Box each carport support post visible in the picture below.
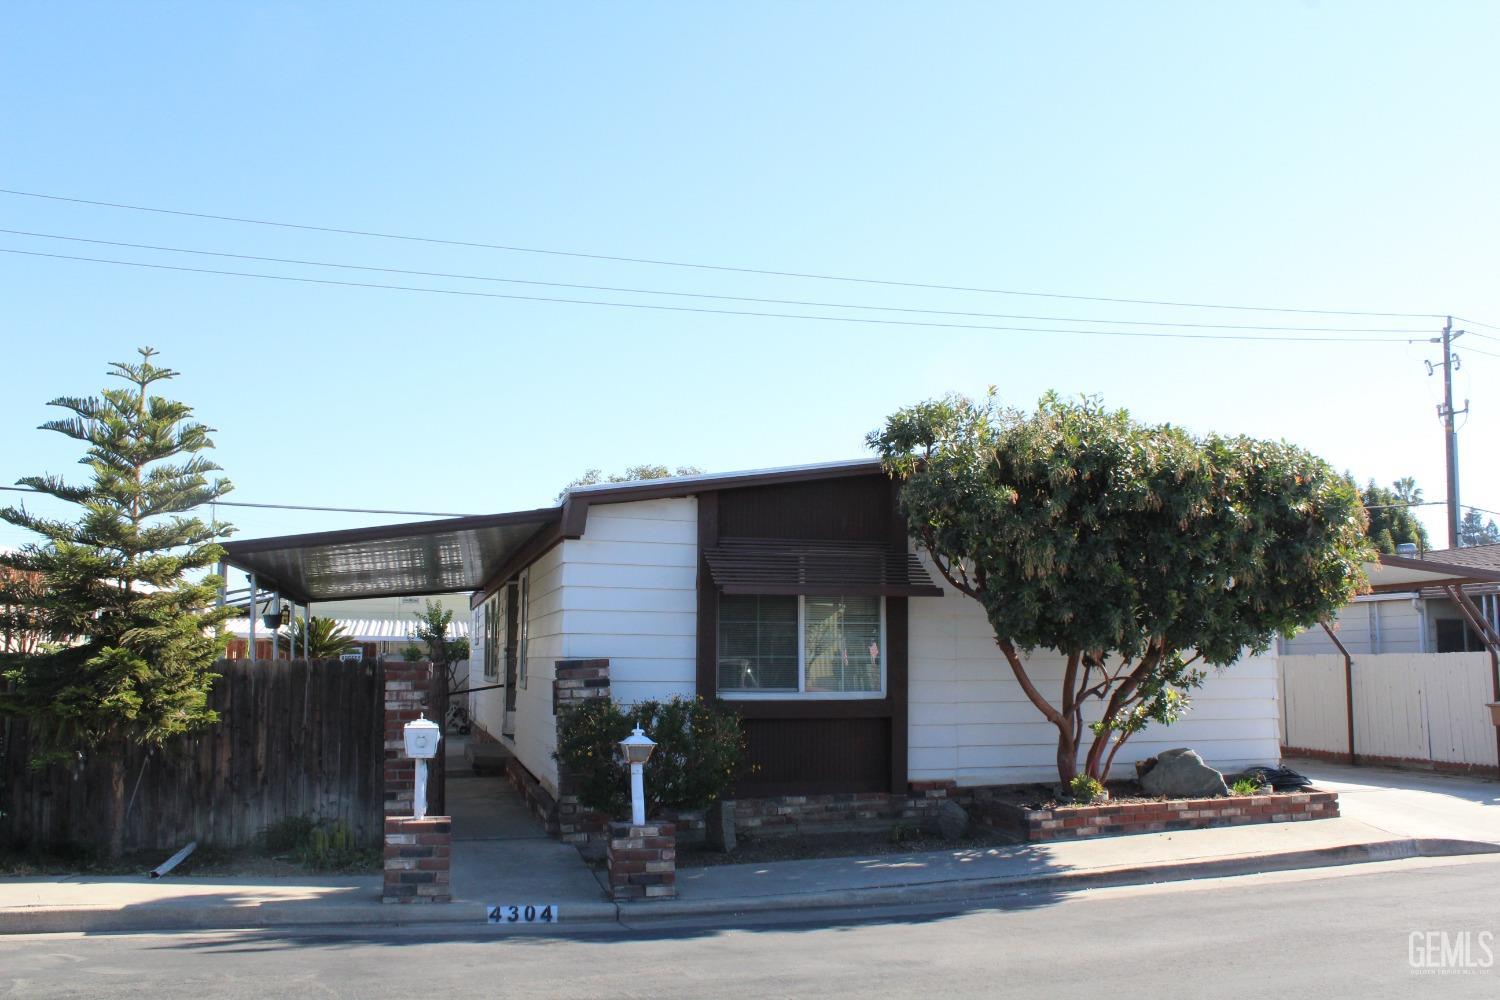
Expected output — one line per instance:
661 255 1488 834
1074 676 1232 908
1319 620 1357 765
247 572 257 660
1444 584 1500 778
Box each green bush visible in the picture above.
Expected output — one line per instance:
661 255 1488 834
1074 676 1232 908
1230 777 1264 797
554 696 747 819
259 816 375 871
1068 774 1106 804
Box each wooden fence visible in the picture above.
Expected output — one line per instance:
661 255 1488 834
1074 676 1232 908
1279 652 1500 772
0 658 386 852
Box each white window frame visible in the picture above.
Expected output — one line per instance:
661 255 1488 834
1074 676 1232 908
719 594 886 701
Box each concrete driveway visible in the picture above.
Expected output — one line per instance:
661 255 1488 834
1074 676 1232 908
1289 758 1500 845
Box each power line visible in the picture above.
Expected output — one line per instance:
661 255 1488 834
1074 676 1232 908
0 247 1425 345
0 187 1452 320
1454 315 1500 333
0 228 1437 334
0 485 473 518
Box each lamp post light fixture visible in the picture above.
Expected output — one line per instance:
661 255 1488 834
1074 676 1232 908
618 726 656 826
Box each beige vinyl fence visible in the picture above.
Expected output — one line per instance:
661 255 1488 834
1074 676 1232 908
1279 653 1499 770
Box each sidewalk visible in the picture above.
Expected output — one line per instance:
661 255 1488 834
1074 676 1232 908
2 762 1495 935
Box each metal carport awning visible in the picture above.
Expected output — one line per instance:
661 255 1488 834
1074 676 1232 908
220 507 561 603
703 538 943 597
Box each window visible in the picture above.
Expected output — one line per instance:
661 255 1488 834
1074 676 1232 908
517 570 530 689
482 594 501 681
718 594 884 697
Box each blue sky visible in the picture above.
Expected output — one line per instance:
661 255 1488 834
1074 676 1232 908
3 2 1498 551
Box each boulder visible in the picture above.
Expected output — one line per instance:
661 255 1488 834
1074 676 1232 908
1138 748 1229 798
935 800 970 840
705 800 737 854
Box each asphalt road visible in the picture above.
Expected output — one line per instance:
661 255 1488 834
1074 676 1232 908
3 856 1497 999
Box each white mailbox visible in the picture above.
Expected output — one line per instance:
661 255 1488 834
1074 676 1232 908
403 715 441 759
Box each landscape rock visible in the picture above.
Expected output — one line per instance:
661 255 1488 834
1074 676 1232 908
1138 748 1229 798
935 800 970 840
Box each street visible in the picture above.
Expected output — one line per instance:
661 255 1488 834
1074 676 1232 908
3 856 1496 999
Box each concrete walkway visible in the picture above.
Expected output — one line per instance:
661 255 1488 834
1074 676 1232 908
2 762 1496 934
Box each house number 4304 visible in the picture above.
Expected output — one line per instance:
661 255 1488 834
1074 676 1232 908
487 904 557 924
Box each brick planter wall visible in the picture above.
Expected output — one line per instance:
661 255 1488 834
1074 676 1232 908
552 659 614 854
607 821 676 901
383 816 451 903
383 661 434 817
981 789 1340 842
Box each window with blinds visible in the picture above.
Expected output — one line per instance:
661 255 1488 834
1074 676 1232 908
717 594 884 696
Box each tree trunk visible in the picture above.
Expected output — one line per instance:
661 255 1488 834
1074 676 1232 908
106 752 127 861
1055 727 1079 784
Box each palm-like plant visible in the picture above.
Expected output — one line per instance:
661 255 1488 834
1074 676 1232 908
278 616 360 659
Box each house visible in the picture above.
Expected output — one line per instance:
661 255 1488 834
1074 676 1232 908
221 460 1282 814
1276 546 1500 774
1279 545 1500 656
224 593 471 661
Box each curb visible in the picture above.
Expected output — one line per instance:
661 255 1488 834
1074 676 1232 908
1 837 1494 935
615 837 1500 920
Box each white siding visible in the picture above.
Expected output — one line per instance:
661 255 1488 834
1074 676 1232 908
559 498 698 706
468 596 507 744
499 497 698 799
1279 595 1426 655
907 551 1282 785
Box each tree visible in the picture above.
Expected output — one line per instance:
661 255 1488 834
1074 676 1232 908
869 392 1372 784
0 567 47 656
556 465 705 502
1459 508 1500 547
0 348 233 857
1360 477 1429 554
276 616 359 659
411 600 466 691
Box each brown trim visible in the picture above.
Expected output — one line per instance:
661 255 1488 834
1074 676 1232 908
696 491 720 698
718 582 941 597
887 478 909 793
1318 620 1357 765
1375 553 1500 585
471 521 566 608
559 496 590 539
727 699 893 720
572 460 883 507
222 506 560 557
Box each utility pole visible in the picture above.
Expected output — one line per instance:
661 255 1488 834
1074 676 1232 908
1436 316 1468 549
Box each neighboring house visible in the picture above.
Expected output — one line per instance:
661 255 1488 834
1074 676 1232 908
1277 547 1500 774
1279 544 1500 655
225 593 471 661
222 460 1282 804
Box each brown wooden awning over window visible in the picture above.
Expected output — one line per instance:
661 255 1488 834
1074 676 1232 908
703 538 943 597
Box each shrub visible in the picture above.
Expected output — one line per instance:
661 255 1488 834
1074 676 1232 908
1068 774 1106 804
259 816 375 871
554 696 747 819
1230 777 1264 797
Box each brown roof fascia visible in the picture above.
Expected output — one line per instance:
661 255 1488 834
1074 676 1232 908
471 520 567 609
1376 553 1500 585
221 506 562 557
559 460 887 538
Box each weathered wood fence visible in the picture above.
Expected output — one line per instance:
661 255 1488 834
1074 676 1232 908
1280 652 1500 772
0 658 386 852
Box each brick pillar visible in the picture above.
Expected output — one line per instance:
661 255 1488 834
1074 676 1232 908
553 659 612 850
607 821 676 901
384 660 433 817
383 817 451 903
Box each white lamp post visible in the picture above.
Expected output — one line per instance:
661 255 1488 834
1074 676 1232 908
618 726 656 826
403 714 442 820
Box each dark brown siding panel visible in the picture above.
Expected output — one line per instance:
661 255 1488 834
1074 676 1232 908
887 596 909 794
718 475 893 542
735 718 891 796
696 491 720 699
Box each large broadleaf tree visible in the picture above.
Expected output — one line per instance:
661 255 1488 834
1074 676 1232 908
870 391 1372 784
0 348 233 857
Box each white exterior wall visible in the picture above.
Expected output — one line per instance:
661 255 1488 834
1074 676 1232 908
907 552 1282 785
1278 595 1426 655
495 497 698 800
468 596 506 744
